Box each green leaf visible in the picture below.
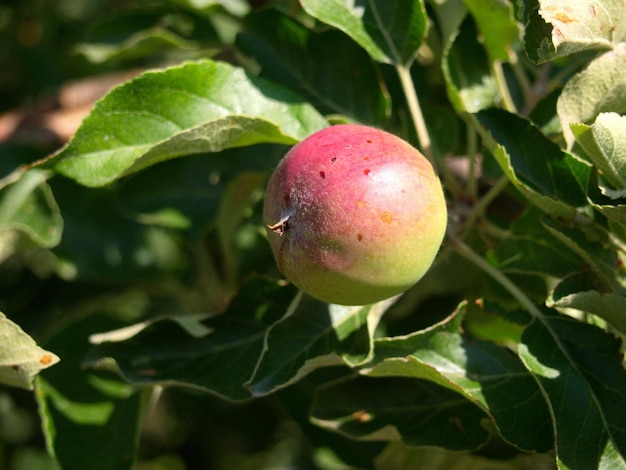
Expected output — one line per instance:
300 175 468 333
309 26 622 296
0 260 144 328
116 145 284 239
518 309 626 469
86 278 297 401
442 17 498 113
245 294 393 397
74 12 211 64
0 170 63 251
548 271 626 335
216 171 266 285
497 208 585 278
557 43 626 149
428 0 467 49
311 375 491 450
586 169 626 226
462 300 526 348
237 9 390 125
572 112 626 190
529 87 563 137
475 108 587 217
0 312 60 390
541 217 621 292
49 178 186 282
464 0 520 62
527 0 626 63
350 304 553 453
300 0 427 66
172 0 250 18
374 441 557 469
47 60 328 187
36 314 144 470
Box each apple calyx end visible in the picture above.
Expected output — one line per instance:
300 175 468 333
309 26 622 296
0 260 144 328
267 215 290 236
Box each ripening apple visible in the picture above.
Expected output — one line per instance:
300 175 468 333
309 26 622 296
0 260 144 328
263 124 447 305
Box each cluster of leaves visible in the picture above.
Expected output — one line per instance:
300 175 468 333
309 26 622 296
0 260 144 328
1 0 626 468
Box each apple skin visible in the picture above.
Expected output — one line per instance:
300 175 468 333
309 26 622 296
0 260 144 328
263 124 447 305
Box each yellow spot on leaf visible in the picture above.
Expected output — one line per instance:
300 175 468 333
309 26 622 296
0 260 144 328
40 355 53 365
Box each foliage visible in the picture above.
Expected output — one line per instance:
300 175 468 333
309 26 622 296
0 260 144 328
1 0 625 468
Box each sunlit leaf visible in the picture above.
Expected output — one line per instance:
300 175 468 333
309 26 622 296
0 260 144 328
557 43 626 149
548 271 626 335
526 0 626 63
586 170 626 227
0 312 60 390
46 60 327 187
464 0 520 61
572 112 626 190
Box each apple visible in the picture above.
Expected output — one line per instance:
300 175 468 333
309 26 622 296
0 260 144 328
263 124 447 305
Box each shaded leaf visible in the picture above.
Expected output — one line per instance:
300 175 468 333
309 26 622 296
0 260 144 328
74 11 212 64
475 108 587 217
86 278 296 401
246 294 393 397
542 217 621 292
528 86 563 136
548 271 626 335
0 170 63 251
300 0 427 66
518 309 626 469
374 441 557 469
462 300 526 348
171 0 250 17
237 9 390 124
557 43 626 149
497 208 584 278
115 146 285 239
49 178 186 283
0 312 60 390
36 314 144 470
353 304 552 453
443 17 498 113
428 0 467 49
311 375 490 450
47 60 327 187
215 171 266 285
